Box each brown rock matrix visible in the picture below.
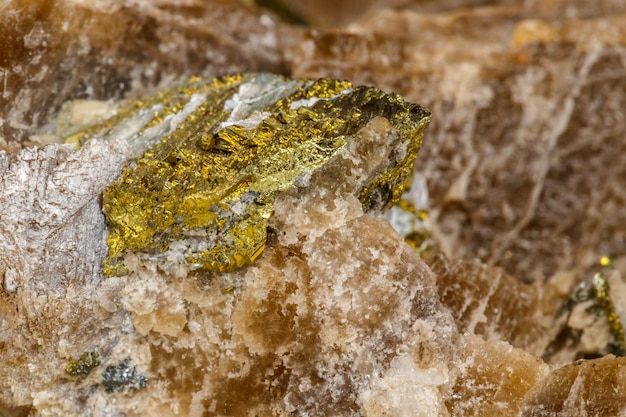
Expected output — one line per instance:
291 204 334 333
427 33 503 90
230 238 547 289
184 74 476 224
291 5 626 284
0 0 299 146
2 0 626 416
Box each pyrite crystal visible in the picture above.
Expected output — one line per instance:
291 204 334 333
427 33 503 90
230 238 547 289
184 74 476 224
69 74 430 276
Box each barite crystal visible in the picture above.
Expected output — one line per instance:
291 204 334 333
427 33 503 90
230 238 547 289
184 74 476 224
67 74 430 276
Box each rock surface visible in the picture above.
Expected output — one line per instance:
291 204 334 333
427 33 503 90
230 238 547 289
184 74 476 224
1 0 626 416
0 0 299 146
291 6 626 284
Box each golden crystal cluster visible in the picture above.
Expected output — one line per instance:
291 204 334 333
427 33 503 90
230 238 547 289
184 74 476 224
68 74 430 275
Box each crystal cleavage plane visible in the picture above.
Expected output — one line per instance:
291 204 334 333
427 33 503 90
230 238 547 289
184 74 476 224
67 74 431 276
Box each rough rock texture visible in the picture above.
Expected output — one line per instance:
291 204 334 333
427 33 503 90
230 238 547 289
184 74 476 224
2 0 626 416
0 139 136 415
0 88 445 416
522 356 626 417
0 0 299 146
429 255 548 356
291 7 626 285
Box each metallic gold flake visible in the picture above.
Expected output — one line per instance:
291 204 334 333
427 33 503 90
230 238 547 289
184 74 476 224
556 257 626 357
400 199 434 258
68 74 430 276
65 352 101 378
388 178 436 258
591 261 626 355
222 286 236 295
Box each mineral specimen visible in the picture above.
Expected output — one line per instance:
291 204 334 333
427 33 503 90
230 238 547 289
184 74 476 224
68 74 430 276
544 259 626 362
65 352 101 378
0 72 432 416
101 358 147 393
2 0 626 416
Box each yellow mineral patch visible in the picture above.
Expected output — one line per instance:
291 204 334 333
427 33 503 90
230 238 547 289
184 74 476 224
592 265 626 355
65 352 101 378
